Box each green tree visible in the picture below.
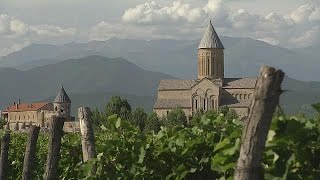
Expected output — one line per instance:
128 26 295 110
144 112 161 133
105 96 131 119
165 107 188 126
91 108 109 130
0 118 6 129
273 105 285 118
130 108 147 131
218 106 238 119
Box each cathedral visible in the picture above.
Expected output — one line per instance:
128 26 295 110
153 21 257 119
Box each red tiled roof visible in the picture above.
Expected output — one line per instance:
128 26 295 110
3 102 50 112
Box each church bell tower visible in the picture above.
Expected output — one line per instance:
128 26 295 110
53 86 71 118
198 21 224 80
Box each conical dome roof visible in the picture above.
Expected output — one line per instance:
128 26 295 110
198 21 224 49
53 86 71 103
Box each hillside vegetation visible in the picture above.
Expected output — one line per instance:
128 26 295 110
1 98 320 179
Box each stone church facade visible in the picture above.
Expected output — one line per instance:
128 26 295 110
154 21 257 118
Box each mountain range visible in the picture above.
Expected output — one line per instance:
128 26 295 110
0 37 319 115
0 37 319 81
0 56 171 115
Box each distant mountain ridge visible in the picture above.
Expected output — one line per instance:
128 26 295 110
0 56 173 114
0 37 319 81
0 55 319 116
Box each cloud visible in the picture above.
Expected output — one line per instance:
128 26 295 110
229 9 260 30
89 21 186 41
122 1 208 24
290 4 316 24
309 8 320 22
0 13 77 56
258 37 280 46
118 1 320 48
29 25 75 37
0 13 76 38
0 41 31 56
290 26 320 47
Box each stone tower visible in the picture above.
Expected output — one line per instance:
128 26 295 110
53 86 71 117
198 21 224 80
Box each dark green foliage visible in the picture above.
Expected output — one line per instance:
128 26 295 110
265 115 320 179
165 107 188 127
105 96 131 120
144 112 161 133
273 105 286 118
91 108 109 130
130 108 147 131
0 118 6 129
218 106 239 119
312 103 320 114
1 103 320 179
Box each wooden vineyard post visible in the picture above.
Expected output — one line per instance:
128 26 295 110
43 117 65 180
22 125 40 180
234 66 284 180
79 107 96 174
0 133 10 180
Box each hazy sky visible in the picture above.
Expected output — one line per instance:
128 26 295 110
0 0 319 56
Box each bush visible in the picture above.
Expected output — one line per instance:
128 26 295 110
105 96 131 119
165 107 188 127
130 108 147 131
144 112 161 133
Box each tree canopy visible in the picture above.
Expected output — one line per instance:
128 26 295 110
105 96 131 119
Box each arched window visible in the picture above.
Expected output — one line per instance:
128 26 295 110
244 94 247 99
203 99 206 111
212 99 215 109
208 59 210 75
195 99 198 109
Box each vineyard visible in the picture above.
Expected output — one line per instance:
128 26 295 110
0 67 319 179
0 105 319 179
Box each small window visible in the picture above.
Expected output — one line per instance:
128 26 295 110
55 106 58 111
195 99 198 109
166 111 169 115
203 99 206 111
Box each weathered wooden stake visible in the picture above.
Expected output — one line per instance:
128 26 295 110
43 117 65 180
234 66 284 180
22 125 40 180
0 133 10 180
79 107 96 174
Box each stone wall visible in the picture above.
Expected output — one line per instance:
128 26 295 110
158 90 191 99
